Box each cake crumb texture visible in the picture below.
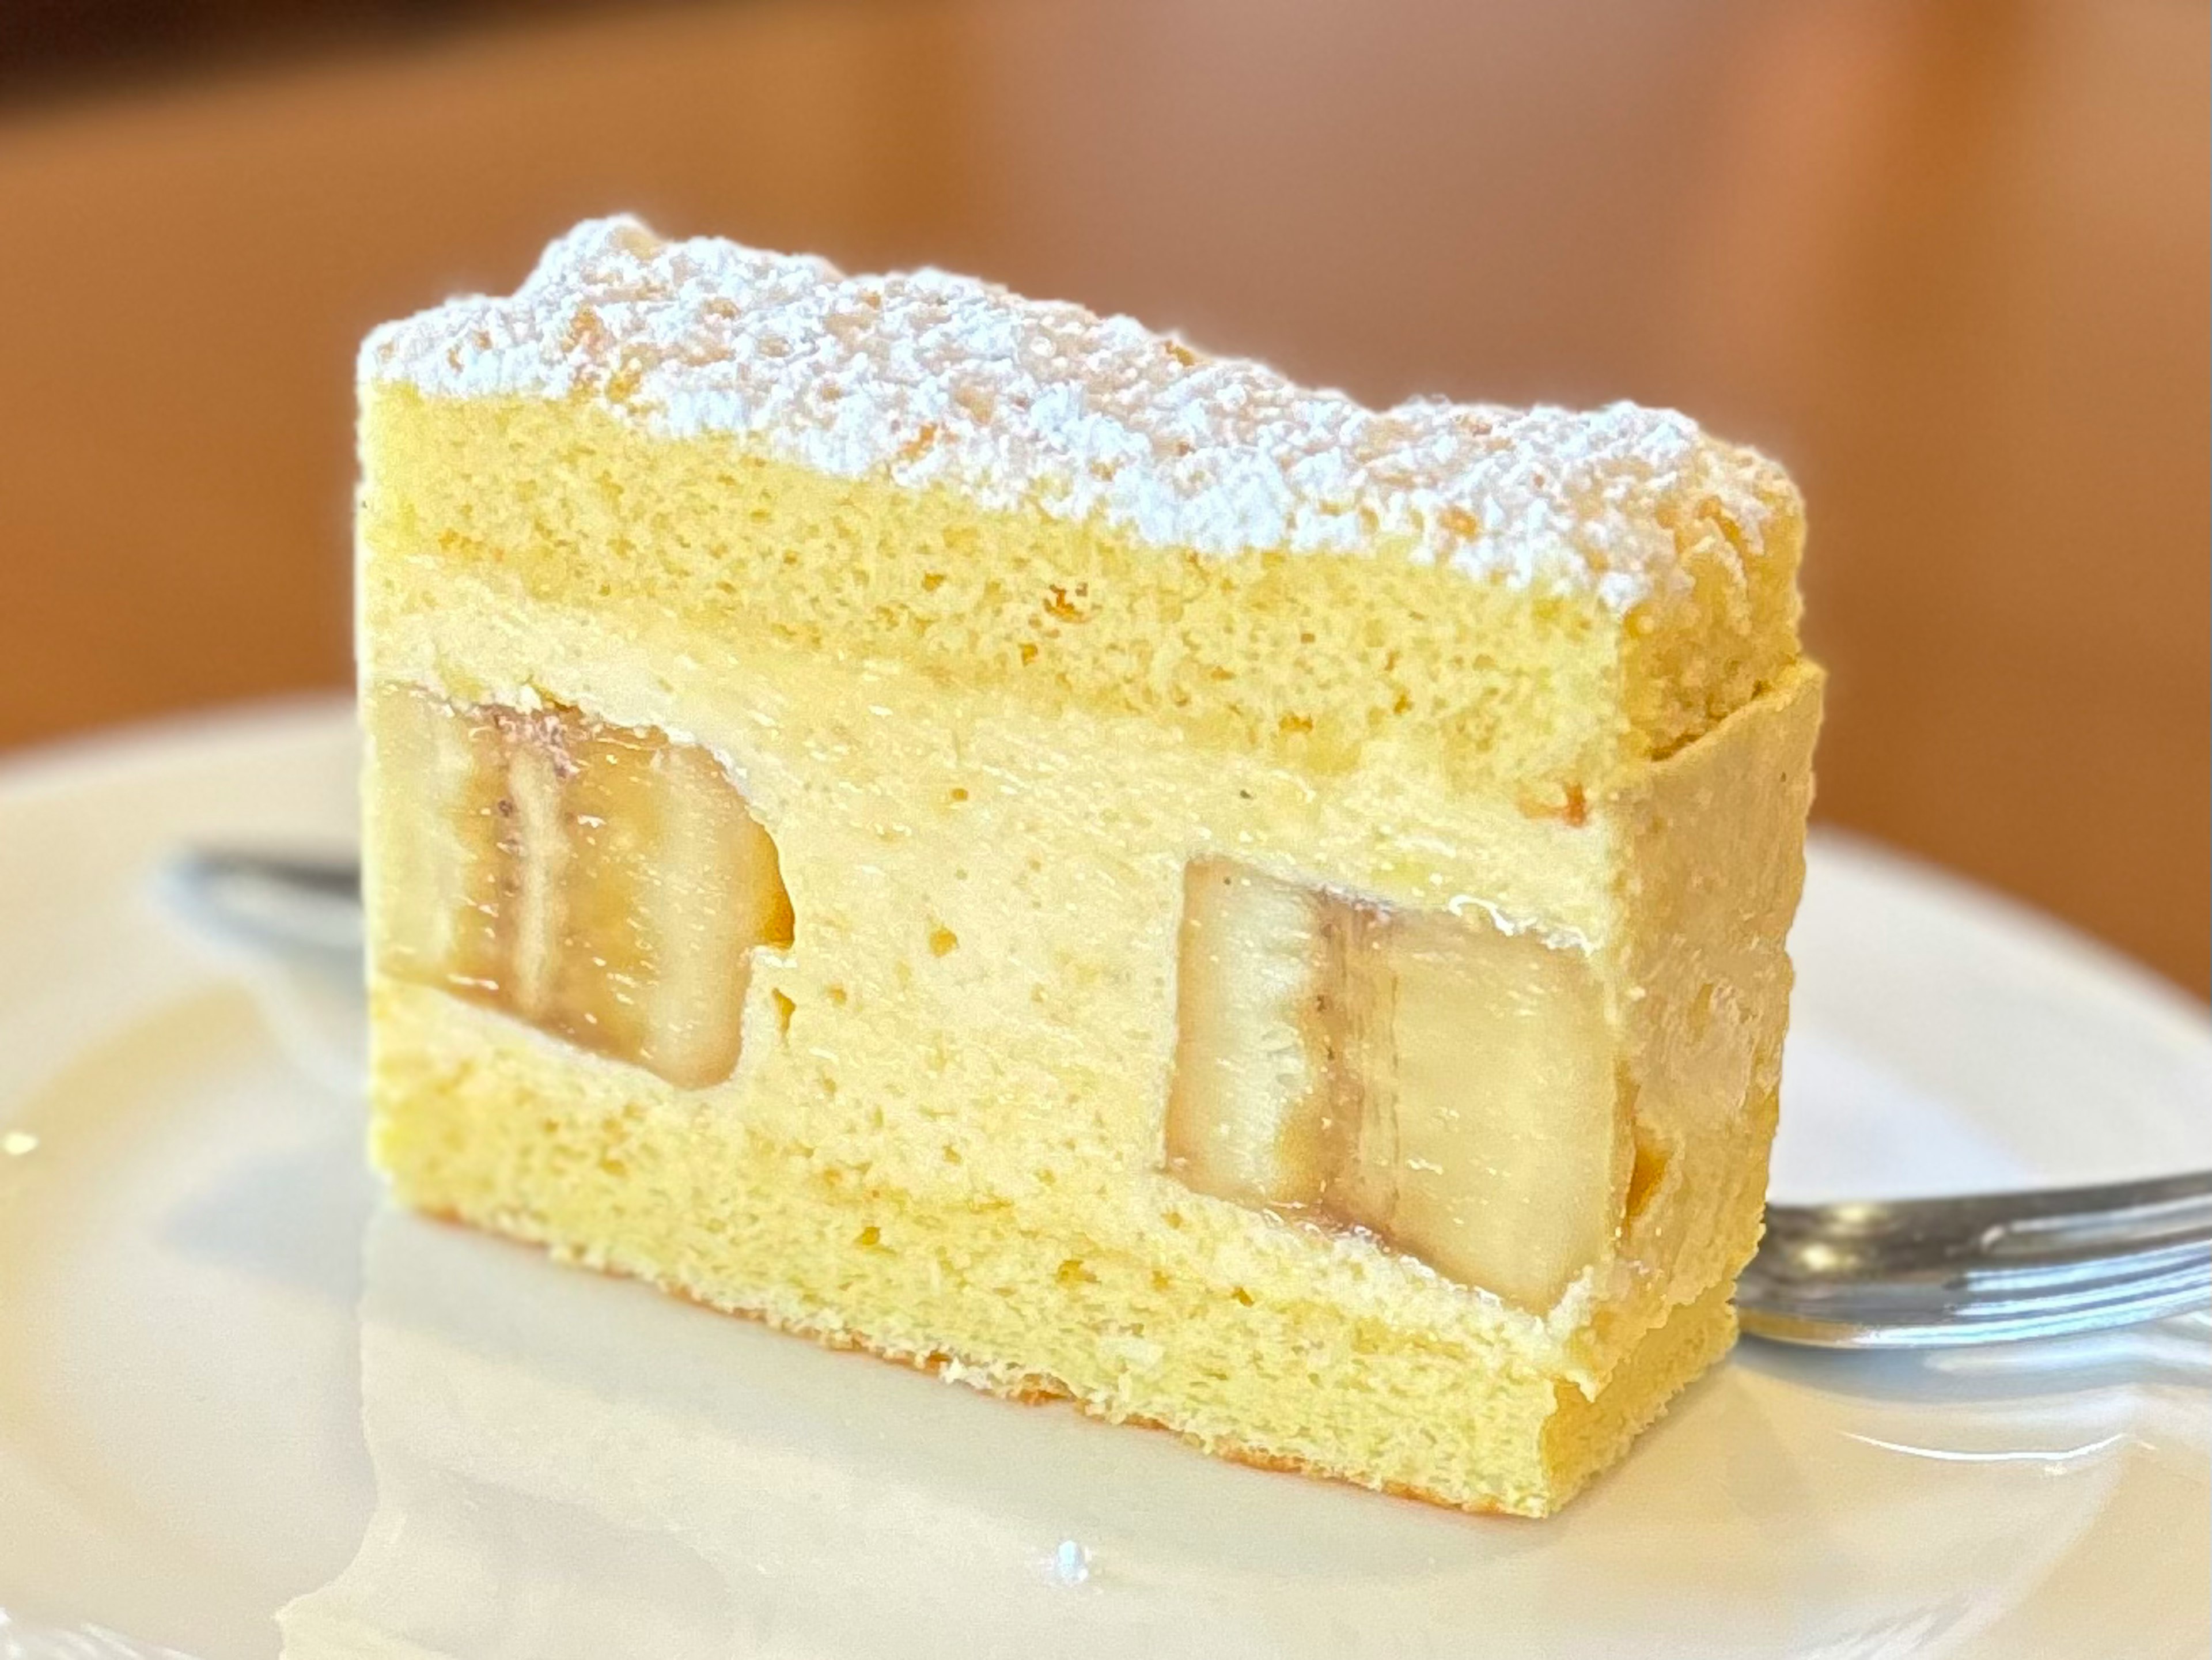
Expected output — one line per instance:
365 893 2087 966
362 218 1802 782
356 217 1822 1518
363 218 1799 612
372 980 1738 1518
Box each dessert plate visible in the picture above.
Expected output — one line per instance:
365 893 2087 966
1 701 2207 1660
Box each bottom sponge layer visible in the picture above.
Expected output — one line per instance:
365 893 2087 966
372 981 1737 1518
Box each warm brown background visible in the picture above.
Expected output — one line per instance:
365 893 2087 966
2 0 2205 995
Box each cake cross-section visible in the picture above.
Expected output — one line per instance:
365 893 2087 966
357 215 1821 1517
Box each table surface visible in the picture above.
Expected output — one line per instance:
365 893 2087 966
1 0 2204 995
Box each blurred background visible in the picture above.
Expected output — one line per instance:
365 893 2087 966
0 0 2204 995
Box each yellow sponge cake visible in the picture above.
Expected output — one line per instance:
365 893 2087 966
355 216 1821 1517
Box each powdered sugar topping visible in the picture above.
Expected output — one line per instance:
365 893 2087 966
361 216 1796 611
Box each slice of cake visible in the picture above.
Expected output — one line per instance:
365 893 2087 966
356 217 1821 1518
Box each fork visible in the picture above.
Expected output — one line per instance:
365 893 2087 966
158 849 2212 1351
1738 1170 2212 1348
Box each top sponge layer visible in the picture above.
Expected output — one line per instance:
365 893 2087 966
361 217 1798 618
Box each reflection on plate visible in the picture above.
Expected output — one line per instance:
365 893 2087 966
278 1201 2210 1660
1 703 2208 1659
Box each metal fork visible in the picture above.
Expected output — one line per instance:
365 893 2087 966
1739 1171 2212 1348
158 849 2212 1351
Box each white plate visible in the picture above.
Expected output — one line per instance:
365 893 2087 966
1 701 2207 1660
